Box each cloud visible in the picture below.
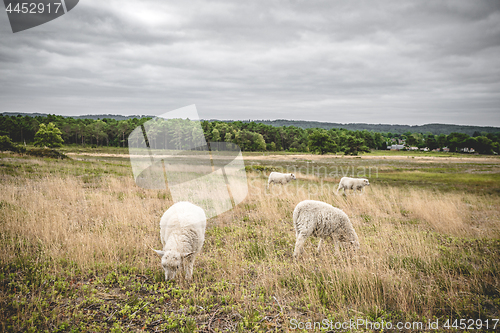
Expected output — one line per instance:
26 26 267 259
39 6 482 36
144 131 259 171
0 0 499 126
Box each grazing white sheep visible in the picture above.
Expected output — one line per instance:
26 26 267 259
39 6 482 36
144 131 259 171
267 172 296 187
293 200 360 258
337 177 370 195
153 202 206 281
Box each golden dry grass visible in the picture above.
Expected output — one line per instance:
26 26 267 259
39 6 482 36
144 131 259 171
1 157 499 331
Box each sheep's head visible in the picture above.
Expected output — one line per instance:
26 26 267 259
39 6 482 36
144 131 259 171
339 235 360 252
363 179 370 186
290 173 296 180
349 240 361 251
153 249 193 281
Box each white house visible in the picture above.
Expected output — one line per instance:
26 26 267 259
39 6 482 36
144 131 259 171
387 144 406 150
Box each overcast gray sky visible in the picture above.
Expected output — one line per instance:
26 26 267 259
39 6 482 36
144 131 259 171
1 0 499 126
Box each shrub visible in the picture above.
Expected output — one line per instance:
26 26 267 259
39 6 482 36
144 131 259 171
0 135 26 154
244 165 278 173
26 147 69 159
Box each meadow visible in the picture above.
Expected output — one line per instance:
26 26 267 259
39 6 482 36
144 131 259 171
0 149 499 332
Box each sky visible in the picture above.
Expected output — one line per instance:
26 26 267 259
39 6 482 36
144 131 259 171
1 0 499 126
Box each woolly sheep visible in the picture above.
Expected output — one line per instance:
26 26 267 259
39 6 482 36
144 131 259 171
153 202 206 281
337 177 370 195
293 200 360 257
267 172 296 187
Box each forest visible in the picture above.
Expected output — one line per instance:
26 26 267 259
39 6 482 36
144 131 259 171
241 119 500 136
1 114 500 155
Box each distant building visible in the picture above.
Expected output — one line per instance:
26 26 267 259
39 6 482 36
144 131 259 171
387 144 406 150
442 147 450 152
420 147 429 151
408 147 419 151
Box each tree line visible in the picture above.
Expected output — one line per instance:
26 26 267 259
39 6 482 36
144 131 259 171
241 119 500 136
1 114 499 155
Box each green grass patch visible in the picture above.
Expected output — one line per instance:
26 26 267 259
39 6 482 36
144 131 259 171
375 170 500 193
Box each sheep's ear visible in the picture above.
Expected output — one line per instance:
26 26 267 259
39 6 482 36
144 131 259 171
181 252 194 259
153 249 165 257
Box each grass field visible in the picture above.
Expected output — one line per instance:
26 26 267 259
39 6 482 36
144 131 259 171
0 149 499 332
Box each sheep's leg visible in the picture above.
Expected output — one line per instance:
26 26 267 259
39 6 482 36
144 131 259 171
293 234 307 258
317 238 323 253
333 240 340 255
184 256 196 280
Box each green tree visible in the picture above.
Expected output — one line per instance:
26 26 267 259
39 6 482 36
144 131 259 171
373 132 384 149
406 134 419 147
447 132 469 152
91 120 108 147
308 129 337 154
233 130 266 151
437 134 447 148
425 135 439 150
267 142 276 151
252 132 267 151
211 128 221 142
473 136 495 154
34 123 64 148
343 135 369 155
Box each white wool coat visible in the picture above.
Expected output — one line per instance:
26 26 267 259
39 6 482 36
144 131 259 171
268 172 296 185
293 200 359 256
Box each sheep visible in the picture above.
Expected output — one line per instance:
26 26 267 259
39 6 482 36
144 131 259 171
153 201 206 281
293 200 359 258
267 172 296 187
337 177 370 195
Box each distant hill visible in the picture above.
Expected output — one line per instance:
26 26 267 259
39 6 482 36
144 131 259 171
2 112 499 136
0 112 152 121
231 120 500 136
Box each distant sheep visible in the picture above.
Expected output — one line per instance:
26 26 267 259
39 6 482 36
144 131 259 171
337 177 370 195
293 200 360 257
268 172 296 187
153 202 206 281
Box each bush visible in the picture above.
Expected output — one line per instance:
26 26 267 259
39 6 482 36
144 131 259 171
26 148 69 159
0 135 26 154
244 165 278 173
